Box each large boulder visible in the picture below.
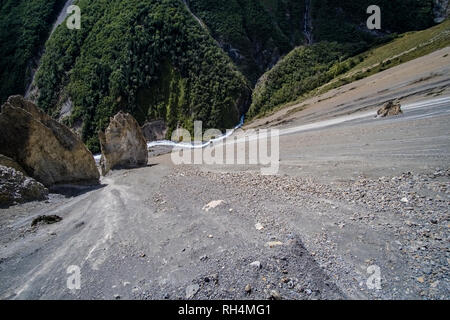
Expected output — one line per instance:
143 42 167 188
99 111 148 175
377 100 403 118
0 165 48 207
0 96 100 187
141 119 167 142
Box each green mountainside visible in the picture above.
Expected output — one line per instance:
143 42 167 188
35 0 251 152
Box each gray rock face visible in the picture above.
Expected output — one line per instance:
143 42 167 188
99 111 148 175
141 119 167 141
433 0 449 23
0 165 48 207
0 96 100 187
377 100 403 117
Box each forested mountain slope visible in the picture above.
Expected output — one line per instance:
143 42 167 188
35 0 251 152
248 19 450 119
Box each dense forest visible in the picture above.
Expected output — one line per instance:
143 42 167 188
0 0 442 152
0 0 66 104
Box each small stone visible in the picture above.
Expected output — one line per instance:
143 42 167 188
210 273 219 284
423 267 432 275
202 200 225 212
269 290 282 300
114 294 121 300
265 241 283 248
417 277 425 283
430 280 439 288
186 284 200 299
250 261 262 269
400 197 409 203
255 223 264 231
207 234 213 238
31 215 62 227
245 284 252 293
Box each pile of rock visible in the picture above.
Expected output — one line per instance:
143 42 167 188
377 100 403 117
99 111 148 175
0 164 48 207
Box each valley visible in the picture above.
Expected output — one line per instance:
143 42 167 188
0 46 448 300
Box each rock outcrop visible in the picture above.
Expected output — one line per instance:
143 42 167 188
0 96 100 187
377 100 403 118
142 120 167 142
0 154 27 175
0 165 48 207
99 111 148 175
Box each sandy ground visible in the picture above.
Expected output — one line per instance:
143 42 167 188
0 47 449 300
